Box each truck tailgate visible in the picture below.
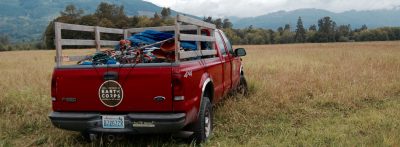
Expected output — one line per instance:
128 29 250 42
52 64 172 112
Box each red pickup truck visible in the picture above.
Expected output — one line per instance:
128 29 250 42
49 15 248 143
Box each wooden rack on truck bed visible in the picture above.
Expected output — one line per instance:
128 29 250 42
54 14 217 67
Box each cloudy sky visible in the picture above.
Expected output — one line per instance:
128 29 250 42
143 0 400 18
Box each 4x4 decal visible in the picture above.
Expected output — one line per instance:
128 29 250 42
184 70 193 78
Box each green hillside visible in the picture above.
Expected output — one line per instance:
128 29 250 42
0 0 172 42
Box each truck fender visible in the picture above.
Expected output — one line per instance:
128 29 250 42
197 74 213 117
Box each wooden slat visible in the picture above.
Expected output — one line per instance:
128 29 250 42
56 55 91 62
201 50 217 56
98 27 124 34
126 25 198 33
123 29 129 39
55 22 62 66
69 55 91 61
57 51 214 62
61 39 95 46
58 22 123 34
175 21 181 62
59 22 94 32
61 39 119 46
196 26 201 50
177 14 216 29
179 51 202 59
95 26 100 51
211 29 216 51
180 25 199 31
180 34 215 42
100 40 119 46
127 26 174 33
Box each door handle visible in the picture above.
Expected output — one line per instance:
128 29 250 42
104 72 119 81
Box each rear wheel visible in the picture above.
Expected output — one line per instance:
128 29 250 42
191 97 213 143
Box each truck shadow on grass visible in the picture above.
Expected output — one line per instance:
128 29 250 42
64 83 256 146
68 94 255 146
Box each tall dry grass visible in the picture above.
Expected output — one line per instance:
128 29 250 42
0 42 399 146
211 41 400 146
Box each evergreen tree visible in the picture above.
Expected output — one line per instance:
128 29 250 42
167 8 171 16
284 24 291 31
295 17 306 43
336 24 351 41
152 12 162 26
161 7 170 19
95 2 127 23
222 19 233 29
215 18 223 29
60 4 84 19
317 16 336 42
361 24 368 31
203 16 213 23
309 25 317 31
277 27 284 35
154 12 160 20
248 25 254 31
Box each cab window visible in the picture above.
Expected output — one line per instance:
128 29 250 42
215 32 227 56
220 31 234 55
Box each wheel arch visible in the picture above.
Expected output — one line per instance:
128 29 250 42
201 77 214 104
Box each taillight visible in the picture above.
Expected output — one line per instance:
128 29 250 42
51 73 57 102
172 71 184 101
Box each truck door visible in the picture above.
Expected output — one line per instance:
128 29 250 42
219 31 241 88
215 31 232 95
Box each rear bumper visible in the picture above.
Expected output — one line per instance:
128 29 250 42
49 111 186 134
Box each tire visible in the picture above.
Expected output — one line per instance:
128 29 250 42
191 97 213 143
237 76 249 96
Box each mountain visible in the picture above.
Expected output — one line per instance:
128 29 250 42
230 8 400 30
0 0 178 42
2 1 400 43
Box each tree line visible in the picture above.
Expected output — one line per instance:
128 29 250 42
219 17 400 45
0 36 44 51
42 2 400 48
2 2 400 51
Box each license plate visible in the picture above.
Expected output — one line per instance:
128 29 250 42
102 115 124 129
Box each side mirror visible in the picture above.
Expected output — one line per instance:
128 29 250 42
234 48 247 57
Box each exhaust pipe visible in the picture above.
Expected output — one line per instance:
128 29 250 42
107 134 116 142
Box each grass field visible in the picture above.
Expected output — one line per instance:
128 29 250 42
1 41 400 146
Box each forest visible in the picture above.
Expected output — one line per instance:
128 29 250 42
1 2 400 51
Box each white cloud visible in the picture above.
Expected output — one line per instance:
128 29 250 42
144 0 400 17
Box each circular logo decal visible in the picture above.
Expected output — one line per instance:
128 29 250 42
98 80 124 107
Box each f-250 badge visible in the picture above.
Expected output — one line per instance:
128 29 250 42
98 80 124 107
